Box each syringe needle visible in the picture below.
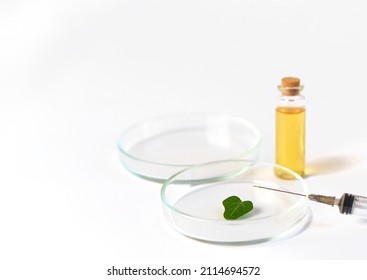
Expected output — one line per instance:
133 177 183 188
307 194 337 206
253 185 307 197
253 185 336 207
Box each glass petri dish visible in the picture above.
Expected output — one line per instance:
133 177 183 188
161 161 309 243
117 114 261 183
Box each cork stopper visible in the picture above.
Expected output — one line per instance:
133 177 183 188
280 77 301 96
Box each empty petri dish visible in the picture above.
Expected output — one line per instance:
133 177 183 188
117 114 261 183
161 161 309 243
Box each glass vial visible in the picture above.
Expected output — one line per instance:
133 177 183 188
275 77 305 178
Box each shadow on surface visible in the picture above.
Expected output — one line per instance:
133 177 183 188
305 154 362 177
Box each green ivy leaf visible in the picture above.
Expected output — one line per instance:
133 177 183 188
222 196 253 220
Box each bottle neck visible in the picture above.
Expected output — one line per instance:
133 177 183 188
277 94 305 107
277 85 305 107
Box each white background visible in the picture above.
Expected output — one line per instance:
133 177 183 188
1 0 367 279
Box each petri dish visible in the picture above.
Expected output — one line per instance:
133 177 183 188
161 161 309 243
117 114 261 183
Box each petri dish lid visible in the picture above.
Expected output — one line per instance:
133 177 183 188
117 114 261 183
161 161 309 243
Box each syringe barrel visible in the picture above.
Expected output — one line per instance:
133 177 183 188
339 194 367 217
350 195 367 217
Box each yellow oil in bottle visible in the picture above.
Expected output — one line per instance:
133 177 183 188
276 106 305 178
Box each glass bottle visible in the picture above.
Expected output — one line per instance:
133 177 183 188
275 77 305 178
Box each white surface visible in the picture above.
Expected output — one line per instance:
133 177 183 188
2 0 367 278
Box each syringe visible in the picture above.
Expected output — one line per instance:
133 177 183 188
253 185 367 217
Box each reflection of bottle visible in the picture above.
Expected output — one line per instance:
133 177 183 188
275 77 305 178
